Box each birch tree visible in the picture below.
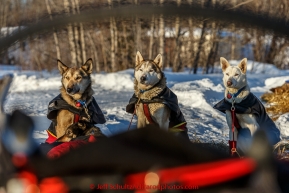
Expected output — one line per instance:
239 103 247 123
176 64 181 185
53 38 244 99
63 0 77 66
45 0 61 60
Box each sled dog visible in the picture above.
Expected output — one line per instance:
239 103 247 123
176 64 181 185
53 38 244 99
46 59 106 142
214 57 280 154
126 52 188 138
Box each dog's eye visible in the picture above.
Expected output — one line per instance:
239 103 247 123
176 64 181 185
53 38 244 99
75 76 81 80
140 69 143 72
234 74 239 76
149 69 154 72
65 76 69 80
226 73 229 76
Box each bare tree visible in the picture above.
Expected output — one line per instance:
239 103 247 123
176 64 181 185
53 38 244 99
191 21 207 74
172 16 182 72
159 15 165 68
64 0 77 66
45 0 61 60
75 0 86 63
148 15 155 59
121 21 130 69
99 29 108 72
86 30 99 72
110 17 118 72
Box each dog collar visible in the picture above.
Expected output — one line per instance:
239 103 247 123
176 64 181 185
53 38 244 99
140 89 148 94
227 86 246 99
75 100 86 107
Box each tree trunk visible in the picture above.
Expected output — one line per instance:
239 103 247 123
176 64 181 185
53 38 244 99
191 21 207 74
1 0 9 28
75 0 86 63
148 15 155 59
173 16 181 72
45 0 61 60
159 15 165 68
205 22 217 74
135 17 142 53
253 30 262 62
187 18 195 70
231 24 236 60
99 31 108 72
86 30 99 73
265 35 278 64
110 17 117 72
121 21 129 69
64 0 77 66
71 0 82 65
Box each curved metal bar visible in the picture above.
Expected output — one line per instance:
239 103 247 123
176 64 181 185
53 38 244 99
0 4 288 53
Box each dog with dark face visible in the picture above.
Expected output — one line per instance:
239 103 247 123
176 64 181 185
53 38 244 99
46 59 106 143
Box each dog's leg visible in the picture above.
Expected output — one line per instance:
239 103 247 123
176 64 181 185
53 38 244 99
236 114 259 154
152 107 170 130
85 126 106 138
136 103 147 129
236 114 259 135
56 110 74 138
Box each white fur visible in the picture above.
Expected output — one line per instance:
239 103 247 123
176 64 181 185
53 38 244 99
221 57 259 153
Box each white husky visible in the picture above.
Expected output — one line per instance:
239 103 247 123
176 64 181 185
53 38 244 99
214 57 280 155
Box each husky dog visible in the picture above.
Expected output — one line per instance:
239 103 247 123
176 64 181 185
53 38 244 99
214 57 280 155
46 59 106 143
126 52 188 138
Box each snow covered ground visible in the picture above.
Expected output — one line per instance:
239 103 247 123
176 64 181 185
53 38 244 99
2 60 289 144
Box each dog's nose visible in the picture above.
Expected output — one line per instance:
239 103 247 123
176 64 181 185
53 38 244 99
140 75 147 82
227 81 232 86
67 88 73 93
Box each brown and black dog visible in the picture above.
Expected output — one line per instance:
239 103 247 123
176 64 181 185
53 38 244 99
46 59 106 142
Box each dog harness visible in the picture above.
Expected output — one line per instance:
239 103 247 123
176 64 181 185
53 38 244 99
143 103 155 124
45 95 106 144
46 100 88 143
126 87 188 134
74 100 91 122
214 88 281 156
226 86 246 99
228 87 246 156
226 86 246 133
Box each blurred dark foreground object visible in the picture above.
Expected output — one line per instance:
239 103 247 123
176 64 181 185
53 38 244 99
1 126 289 193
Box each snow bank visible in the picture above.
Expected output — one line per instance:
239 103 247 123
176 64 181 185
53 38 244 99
92 70 134 91
9 74 61 92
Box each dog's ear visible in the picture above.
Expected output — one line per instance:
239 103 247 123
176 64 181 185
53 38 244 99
153 54 163 69
238 58 247 74
57 60 68 75
220 57 230 72
136 51 144 66
82 58 93 74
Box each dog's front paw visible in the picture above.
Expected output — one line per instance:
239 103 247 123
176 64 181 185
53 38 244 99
85 126 106 138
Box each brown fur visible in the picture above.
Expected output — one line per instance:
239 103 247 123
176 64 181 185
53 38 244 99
55 59 101 141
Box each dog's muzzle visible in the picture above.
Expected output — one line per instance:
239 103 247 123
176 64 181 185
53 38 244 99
227 81 233 87
67 88 73 93
66 87 80 95
140 75 147 83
